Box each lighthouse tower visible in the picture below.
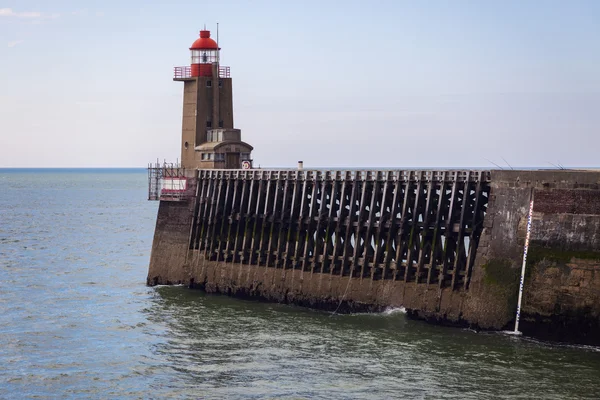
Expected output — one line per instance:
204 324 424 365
174 29 253 169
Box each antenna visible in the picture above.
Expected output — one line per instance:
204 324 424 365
548 162 562 170
216 22 220 64
484 158 504 170
501 156 514 170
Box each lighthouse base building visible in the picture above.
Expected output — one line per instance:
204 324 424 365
147 29 600 346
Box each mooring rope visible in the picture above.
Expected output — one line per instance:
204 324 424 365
330 271 354 317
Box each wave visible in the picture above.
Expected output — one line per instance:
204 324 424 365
498 330 600 352
346 306 407 317
381 306 407 315
152 284 186 288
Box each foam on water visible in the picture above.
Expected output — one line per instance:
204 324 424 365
498 331 600 353
344 306 407 317
381 306 407 315
501 330 523 336
153 284 186 288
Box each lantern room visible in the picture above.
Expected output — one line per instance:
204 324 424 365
190 30 219 77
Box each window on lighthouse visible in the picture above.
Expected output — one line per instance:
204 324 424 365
191 49 218 64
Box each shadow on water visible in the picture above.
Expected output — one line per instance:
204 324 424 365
143 286 600 400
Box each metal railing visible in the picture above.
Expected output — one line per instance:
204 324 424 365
148 161 191 201
197 169 491 183
173 66 191 79
219 66 231 78
173 66 231 79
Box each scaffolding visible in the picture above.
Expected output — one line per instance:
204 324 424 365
147 161 190 201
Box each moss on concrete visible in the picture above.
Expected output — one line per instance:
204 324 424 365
528 245 600 266
526 245 600 278
482 258 519 287
481 258 520 318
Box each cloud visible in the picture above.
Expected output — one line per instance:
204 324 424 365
7 40 23 47
0 8 59 19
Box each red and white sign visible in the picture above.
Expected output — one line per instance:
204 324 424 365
160 178 187 193
241 160 252 170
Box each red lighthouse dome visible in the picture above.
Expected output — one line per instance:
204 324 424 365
190 30 218 50
190 30 220 77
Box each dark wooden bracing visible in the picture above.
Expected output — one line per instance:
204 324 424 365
190 169 490 290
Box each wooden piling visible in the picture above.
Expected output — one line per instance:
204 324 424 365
187 169 490 291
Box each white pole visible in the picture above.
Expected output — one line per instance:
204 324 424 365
514 192 534 334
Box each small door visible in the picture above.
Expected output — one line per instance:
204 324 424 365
225 153 240 169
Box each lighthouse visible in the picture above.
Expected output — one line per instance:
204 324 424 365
174 29 253 169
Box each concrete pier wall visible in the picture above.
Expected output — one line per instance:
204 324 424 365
479 170 600 343
147 169 600 344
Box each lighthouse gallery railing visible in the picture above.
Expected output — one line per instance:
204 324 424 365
174 66 231 79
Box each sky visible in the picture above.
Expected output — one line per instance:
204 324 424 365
0 0 599 168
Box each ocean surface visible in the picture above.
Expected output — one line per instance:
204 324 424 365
1 168 599 399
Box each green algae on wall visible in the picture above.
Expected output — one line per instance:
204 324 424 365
527 245 600 267
482 258 519 287
481 258 520 319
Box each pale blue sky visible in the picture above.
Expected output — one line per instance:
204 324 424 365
1 1 599 168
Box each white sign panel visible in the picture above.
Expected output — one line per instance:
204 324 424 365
160 178 187 192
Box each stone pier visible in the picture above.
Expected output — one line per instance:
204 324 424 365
148 168 600 345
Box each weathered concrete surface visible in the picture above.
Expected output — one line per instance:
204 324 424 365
183 255 472 317
147 169 600 345
178 76 237 170
478 170 600 344
147 200 195 285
